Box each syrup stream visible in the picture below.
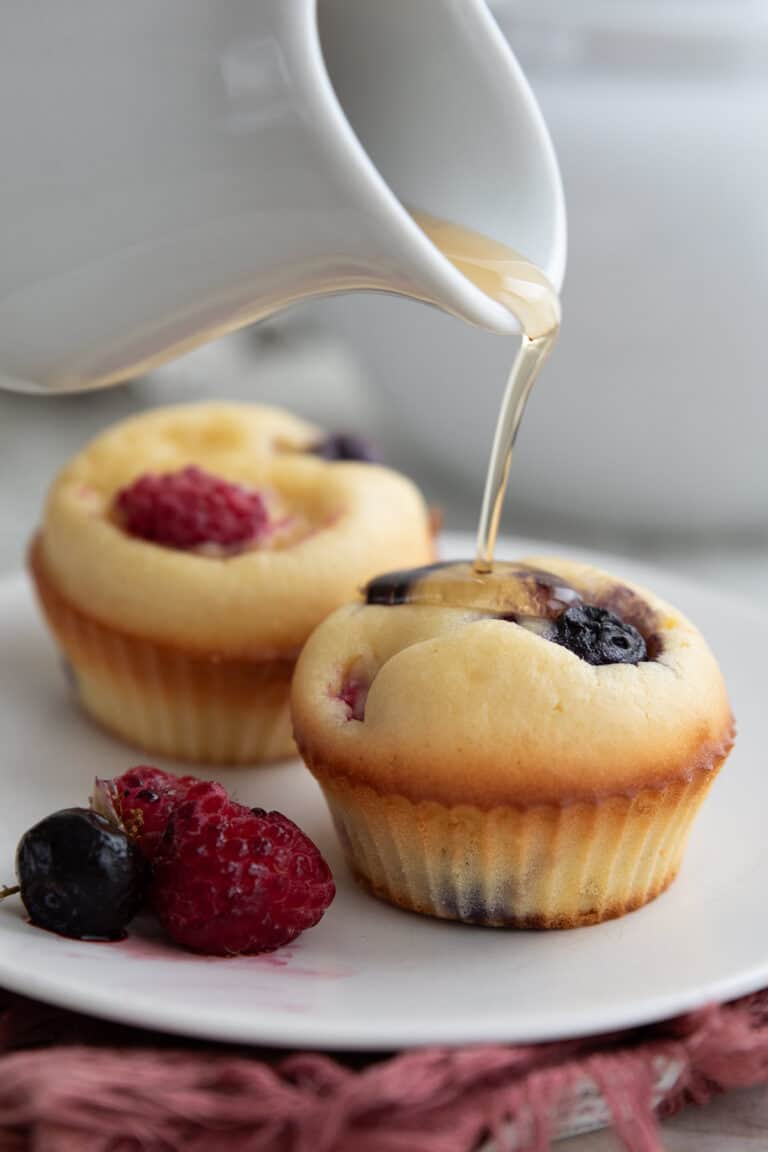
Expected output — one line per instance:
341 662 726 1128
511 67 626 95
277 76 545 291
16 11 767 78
411 212 561 572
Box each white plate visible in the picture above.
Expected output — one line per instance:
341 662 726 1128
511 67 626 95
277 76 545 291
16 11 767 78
0 534 763 1050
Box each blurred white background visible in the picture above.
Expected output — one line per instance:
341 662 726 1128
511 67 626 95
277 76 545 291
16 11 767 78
2 0 767 597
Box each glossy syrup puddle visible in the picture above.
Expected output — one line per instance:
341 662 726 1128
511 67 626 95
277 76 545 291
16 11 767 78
366 560 579 617
364 560 581 646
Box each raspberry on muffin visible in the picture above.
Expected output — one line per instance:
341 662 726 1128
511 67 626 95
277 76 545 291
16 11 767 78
30 403 434 764
291 557 734 929
115 466 271 551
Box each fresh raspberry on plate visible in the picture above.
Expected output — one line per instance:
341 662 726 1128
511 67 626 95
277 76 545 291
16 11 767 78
152 782 335 955
115 465 270 550
93 766 198 861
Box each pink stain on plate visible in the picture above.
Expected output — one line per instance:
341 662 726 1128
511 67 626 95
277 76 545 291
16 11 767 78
253 951 354 980
62 926 355 980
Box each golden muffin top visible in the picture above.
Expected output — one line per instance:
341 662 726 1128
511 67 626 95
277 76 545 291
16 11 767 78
291 556 734 805
39 403 433 656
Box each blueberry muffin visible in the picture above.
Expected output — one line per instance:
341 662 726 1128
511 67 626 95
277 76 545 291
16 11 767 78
291 558 734 927
30 403 433 764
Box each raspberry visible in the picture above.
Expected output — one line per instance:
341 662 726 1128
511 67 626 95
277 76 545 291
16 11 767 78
115 466 270 550
339 677 368 721
152 783 335 955
93 766 198 861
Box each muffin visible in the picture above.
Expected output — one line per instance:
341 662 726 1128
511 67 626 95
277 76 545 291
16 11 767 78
30 403 433 764
291 557 734 928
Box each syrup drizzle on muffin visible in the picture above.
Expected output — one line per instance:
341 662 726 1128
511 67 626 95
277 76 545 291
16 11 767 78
365 561 649 666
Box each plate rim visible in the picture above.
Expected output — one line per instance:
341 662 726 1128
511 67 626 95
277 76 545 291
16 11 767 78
0 533 764 1050
1 931 768 1050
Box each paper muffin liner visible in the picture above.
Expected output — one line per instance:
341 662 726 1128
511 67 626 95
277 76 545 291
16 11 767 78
305 761 723 928
30 541 296 765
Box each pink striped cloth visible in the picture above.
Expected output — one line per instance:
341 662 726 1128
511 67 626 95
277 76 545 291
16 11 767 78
2 988 768 1152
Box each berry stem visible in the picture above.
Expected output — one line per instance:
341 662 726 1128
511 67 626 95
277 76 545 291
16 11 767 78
0 884 20 901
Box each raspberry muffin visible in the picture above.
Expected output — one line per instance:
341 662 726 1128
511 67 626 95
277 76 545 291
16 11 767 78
291 558 734 928
30 403 433 764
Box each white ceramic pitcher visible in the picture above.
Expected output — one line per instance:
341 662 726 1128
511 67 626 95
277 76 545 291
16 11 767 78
0 0 564 393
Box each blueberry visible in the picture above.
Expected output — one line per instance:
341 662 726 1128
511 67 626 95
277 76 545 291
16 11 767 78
15 808 150 940
552 604 647 666
309 433 382 463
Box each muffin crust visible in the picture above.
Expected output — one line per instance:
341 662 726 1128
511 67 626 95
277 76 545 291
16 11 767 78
292 557 733 808
40 404 433 657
